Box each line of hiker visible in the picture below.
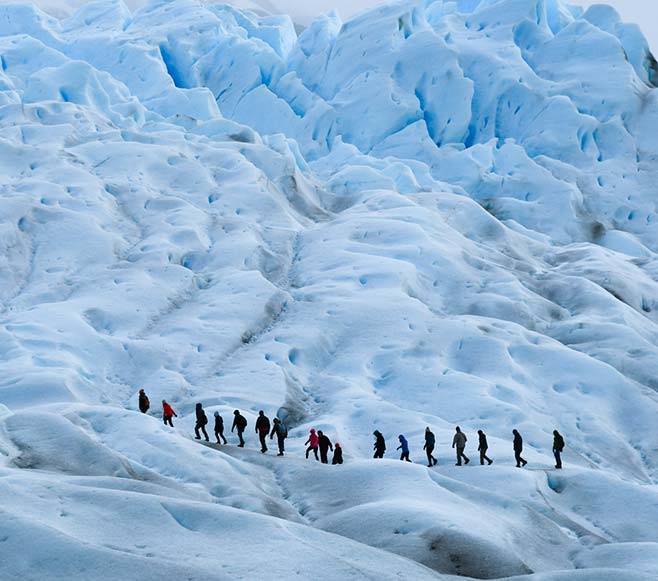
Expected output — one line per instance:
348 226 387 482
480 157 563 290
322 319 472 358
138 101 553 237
138 390 565 469
372 426 565 470
142 394 343 463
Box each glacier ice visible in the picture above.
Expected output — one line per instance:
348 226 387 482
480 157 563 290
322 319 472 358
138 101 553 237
1 0 658 579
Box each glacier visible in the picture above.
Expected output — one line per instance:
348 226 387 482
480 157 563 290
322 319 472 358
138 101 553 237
1 0 658 578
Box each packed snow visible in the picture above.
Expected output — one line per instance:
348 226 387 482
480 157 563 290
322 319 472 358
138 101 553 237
1 0 658 578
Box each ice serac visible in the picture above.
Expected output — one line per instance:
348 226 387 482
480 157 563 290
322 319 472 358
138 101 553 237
2 0 658 579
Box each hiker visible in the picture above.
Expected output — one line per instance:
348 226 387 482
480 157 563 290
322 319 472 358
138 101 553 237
255 410 270 453
138 389 150 414
423 427 437 467
332 442 343 464
513 429 527 467
194 403 209 441
214 411 227 444
232 410 248 447
162 400 177 427
270 417 287 456
553 430 565 469
305 429 319 460
452 426 469 466
373 430 386 459
397 434 411 462
318 430 333 464
477 430 493 465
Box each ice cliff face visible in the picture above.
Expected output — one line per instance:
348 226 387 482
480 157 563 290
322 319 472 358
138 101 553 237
2 0 658 579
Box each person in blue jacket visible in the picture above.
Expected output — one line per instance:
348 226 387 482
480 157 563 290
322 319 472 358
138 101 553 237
397 434 412 462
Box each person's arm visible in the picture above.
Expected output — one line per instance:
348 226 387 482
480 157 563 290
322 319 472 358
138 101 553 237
270 425 275 439
452 436 456 449
330 442 333 451
231 419 236 432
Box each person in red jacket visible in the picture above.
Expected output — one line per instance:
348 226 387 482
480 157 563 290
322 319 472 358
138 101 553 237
305 428 319 460
162 400 177 427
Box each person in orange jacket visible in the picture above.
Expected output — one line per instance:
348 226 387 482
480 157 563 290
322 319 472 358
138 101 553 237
162 400 177 427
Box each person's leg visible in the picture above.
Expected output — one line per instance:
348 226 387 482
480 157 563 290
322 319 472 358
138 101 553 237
313 447 319 461
455 448 462 465
220 429 227 444
554 451 561 469
202 425 209 441
277 435 285 455
515 451 521 467
259 432 267 452
306 446 311 459
480 449 485 465
426 447 432 467
194 423 201 439
404 452 411 462
321 450 328 464
238 430 245 447
164 416 172 427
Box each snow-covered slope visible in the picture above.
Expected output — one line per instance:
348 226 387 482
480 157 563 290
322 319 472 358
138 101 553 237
1 0 658 578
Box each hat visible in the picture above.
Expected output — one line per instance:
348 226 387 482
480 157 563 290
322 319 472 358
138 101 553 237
214 411 219 417
139 389 144 393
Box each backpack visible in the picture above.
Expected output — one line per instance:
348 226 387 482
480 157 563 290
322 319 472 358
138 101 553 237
278 422 288 438
555 435 565 452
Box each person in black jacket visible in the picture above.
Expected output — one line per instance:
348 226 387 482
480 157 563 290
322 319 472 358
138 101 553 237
214 411 227 444
318 430 333 464
138 389 150 414
232 410 247 447
553 430 565 469
255 410 270 453
423 427 437 467
373 430 386 459
194 403 209 441
513 429 527 467
270 417 287 456
332 443 343 465
477 430 493 465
